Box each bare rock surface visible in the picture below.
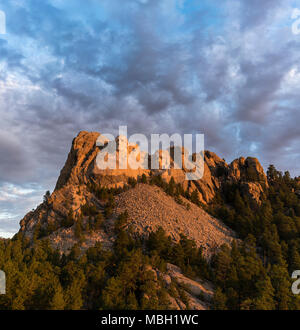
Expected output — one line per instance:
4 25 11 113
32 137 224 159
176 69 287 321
165 264 214 302
19 131 269 242
47 227 112 255
157 263 213 310
115 184 236 258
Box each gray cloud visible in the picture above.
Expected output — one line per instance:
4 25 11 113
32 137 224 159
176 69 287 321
239 0 284 30
0 0 300 235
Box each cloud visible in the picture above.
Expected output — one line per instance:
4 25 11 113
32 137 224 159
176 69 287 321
238 0 284 30
0 131 32 183
0 0 300 235
0 182 45 236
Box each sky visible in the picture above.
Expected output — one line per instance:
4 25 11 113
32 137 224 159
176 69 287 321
0 0 300 237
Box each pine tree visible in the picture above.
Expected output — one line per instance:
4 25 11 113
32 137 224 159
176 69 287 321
65 282 83 310
74 217 83 239
270 264 292 310
190 190 200 206
102 277 125 309
234 190 245 214
290 246 300 272
141 174 147 184
267 165 279 181
126 291 138 310
213 287 227 310
43 190 51 203
50 285 65 310
254 275 275 310
62 210 75 228
213 245 232 286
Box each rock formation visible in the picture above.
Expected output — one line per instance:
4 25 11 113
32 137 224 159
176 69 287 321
16 130 272 311
19 131 268 252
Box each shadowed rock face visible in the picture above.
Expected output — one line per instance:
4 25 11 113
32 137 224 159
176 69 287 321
19 131 267 252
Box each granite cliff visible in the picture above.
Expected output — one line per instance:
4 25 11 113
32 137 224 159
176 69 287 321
19 131 268 255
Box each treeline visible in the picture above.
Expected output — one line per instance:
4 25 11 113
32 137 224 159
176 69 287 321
0 222 209 310
3 166 300 310
210 165 300 309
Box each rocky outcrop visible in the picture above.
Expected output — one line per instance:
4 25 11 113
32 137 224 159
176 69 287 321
14 130 274 312
158 263 213 310
55 131 101 190
143 263 213 310
52 132 268 205
52 131 268 203
18 131 267 248
165 263 214 302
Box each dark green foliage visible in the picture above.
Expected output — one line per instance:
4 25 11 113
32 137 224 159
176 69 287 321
165 177 176 196
74 217 84 239
190 190 200 206
87 182 128 200
46 221 59 236
140 174 147 184
43 190 51 203
216 166 227 178
114 211 129 232
149 174 165 187
149 175 192 206
267 164 280 182
81 204 98 217
209 164 300 310
212 287 227 310
147 227 211 279
211 240 276 310
128 177 137 188
62 210 75 228
2 163 300 311
93 213 104 230
104 195 115 219
174 196 184 205
0 225 214 310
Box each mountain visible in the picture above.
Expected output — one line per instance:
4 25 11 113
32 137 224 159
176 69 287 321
10 131 268 310
8 131 299 311
19 131 267 254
